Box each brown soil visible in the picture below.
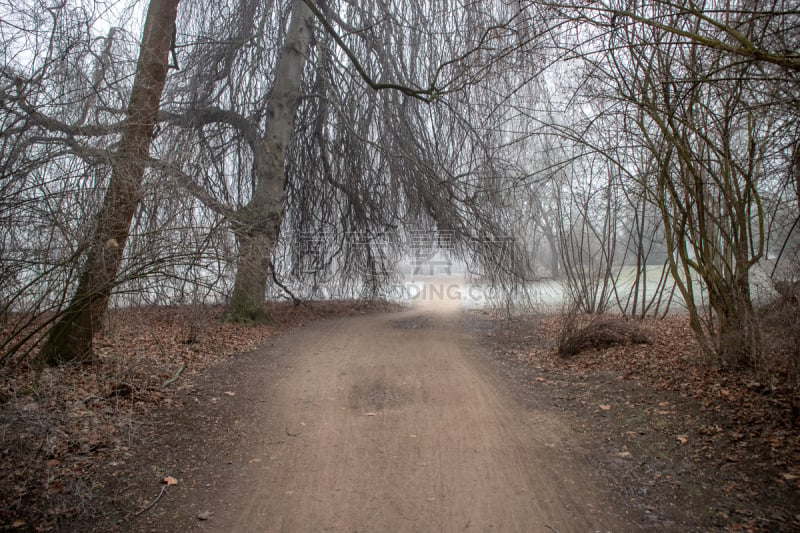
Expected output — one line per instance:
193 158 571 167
472 312 800 532
6 286 798 532
68 291 640 532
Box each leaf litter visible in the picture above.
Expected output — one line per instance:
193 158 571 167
474 311 800 532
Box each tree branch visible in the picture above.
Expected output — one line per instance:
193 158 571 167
300 0 438 102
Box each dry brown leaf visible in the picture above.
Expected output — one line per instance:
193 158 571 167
599 404 612 411
162 476 178 486
677 435 689 444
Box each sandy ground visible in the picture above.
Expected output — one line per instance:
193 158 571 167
135 280 636 532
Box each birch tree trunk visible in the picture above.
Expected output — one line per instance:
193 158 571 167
38 0 180 365
225 0 313 324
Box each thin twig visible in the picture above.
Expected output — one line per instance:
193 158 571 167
148 327 170 359
270 261 303 306
544 526 560 533
132 485 167 516
162 365 184 387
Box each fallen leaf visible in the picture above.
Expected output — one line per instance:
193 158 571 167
163 476 178 486
224 391 235 396
197 511 212 520
617 451 632 458
365 412 377 416
599 404 612 411
782 473 798 481
677 435 689 444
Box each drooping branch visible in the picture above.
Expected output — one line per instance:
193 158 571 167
159 106 262 149
300 0 438 101
562 1 800 73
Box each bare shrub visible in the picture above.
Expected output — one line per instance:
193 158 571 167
758 283 800 422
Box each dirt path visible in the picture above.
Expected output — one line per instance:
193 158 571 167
124 283 634 532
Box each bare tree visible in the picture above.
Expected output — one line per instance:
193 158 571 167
555 0 799 364
37 0 180 364
1 2 133 364
152 0 545 317
223 0 314 323
11 0 794 370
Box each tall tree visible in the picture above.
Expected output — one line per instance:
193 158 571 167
225 0 314 323
38 0 180 364
156 0 543 317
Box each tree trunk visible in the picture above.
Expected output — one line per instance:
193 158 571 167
38 0 180 365
711 273 761 368
225 0 313 323
543 228 559 278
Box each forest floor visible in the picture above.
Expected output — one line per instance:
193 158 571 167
1 288 799 531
